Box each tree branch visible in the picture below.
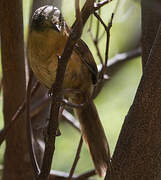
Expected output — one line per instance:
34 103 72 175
93 47 141 98
68 136 83 180
62 110 80 132
38 1 97 179
75 169 96 180
49 169 95 180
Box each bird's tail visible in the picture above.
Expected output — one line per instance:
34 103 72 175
73 98 110 177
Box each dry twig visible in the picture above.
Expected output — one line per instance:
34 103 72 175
75 170 96 180
49 169 95 180
94 47 141 98
94 12 114 80
68 136 83 180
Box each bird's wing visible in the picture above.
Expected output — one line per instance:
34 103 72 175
64 23 98 84
74 39 98 84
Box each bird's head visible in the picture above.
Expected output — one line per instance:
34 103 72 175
31 5 65 32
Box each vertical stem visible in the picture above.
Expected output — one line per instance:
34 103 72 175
0 0 33 179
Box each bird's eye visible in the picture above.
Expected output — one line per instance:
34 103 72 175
37 15 44 24
32 14 46 29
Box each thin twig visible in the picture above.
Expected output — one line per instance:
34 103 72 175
49 169 95 180
97 47 142 71
60 99 84 109
88 17 104 65
62 110 80 132
88 3 114 69
94 12 107 32
88 31 104 64
95 1 104 66
94 12 114 67
74 169 96 180
87 0 104 65
92 11 114 82
93 47 141 98
68 136 83 180
104 13 114 66
49 170 76 179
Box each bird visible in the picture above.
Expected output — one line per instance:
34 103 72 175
27 5 110 177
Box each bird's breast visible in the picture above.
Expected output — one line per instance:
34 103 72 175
28 29 93 96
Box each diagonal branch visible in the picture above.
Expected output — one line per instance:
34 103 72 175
68 136 83 180
75 169 96 180
38 1 97 179
62 110 80 132
49 169 95 180
93 47 141 98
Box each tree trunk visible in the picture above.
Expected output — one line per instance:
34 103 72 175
0 0 33 179
141 0 161 68
105 1 161 179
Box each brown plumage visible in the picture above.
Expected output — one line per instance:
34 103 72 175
27 5 110 177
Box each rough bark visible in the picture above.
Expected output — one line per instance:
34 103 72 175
0 0 33 179
106 8 161 180
141 0 161 68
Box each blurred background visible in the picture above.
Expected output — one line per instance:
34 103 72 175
0 0 141 179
